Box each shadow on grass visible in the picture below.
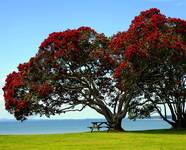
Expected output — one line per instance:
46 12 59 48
124 128 186 135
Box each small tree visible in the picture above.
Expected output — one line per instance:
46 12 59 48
3 27 137 131
113 8 186 129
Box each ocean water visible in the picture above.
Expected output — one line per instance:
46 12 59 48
0 119 171 135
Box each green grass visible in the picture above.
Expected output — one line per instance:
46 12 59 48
0 129 186 150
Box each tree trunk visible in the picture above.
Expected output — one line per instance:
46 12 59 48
172 119 186 130
107 117 124 132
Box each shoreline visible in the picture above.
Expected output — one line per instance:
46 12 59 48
0 119 171 135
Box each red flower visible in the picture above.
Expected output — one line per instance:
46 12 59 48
114 61 128 78
40 82 53 97
124 44 147 60
109 32 126 52
5 102 10 110
150 14 166 27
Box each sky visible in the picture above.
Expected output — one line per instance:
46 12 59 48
0 0 185 120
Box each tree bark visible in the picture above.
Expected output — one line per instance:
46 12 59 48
107 117 124 132
172 118 186 129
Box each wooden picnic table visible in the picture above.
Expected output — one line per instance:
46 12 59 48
88 121 110 132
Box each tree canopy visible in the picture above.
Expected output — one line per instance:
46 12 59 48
3 27 138 131
2 8 186 130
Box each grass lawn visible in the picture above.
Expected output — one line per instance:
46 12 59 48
0 129 186 150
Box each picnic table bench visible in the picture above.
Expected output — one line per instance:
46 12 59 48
88 121 110 132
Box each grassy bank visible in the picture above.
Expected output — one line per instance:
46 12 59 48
0 129 186 150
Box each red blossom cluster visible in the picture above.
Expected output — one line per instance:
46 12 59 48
39 29 79 58
17 57 35 78
167 18 186 34
110 8 186 78
3 56 41 120
114 61 128 78
124 44 147 60
109 32 126 53
32 82 53 97
3 64 54 120
18 58 34 72
38 26 110 76
38 27 109 68
2 71 29 119
39 27 105 61
128 8 165 39
140 8 160 17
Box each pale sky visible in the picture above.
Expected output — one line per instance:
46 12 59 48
0 0 185 120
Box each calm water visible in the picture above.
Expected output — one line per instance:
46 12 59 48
0 119 171 135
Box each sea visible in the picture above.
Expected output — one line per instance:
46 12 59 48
0 118 171 135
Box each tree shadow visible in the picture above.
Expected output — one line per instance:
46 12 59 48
125 129 186 135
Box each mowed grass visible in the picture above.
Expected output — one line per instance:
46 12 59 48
0 130 186 150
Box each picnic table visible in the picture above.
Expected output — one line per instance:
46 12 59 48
88 121 110 132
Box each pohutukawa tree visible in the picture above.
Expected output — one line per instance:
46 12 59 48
113 8 186 129
3 8 185 130
2 27 137 131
